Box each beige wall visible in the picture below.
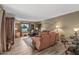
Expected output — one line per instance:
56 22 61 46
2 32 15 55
41 11 79 37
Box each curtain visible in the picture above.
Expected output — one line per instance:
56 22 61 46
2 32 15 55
5 17 15 51
0 9 15 53
0 9 4 53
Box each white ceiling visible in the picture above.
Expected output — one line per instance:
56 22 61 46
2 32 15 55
2 4 79 21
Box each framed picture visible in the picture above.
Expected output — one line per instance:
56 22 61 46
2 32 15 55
21 23 29 32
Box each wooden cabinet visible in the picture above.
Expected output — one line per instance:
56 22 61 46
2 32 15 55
15 21 21 38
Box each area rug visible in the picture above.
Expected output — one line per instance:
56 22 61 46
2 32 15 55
22 36 34 48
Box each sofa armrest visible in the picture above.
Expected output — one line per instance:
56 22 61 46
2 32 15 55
32 37 41 42
32 37 42 50
55 33 59 41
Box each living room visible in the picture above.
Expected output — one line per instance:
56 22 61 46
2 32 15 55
0 4 79 55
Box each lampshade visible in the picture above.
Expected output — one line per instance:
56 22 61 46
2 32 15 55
73 28 79 32
15 27 18 30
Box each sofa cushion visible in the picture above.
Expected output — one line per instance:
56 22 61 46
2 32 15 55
41 31 49 35
49 32 56 45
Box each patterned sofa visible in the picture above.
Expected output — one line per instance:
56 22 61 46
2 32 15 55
32 31 59 51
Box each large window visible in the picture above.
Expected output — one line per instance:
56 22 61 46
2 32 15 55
21 23 29 32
